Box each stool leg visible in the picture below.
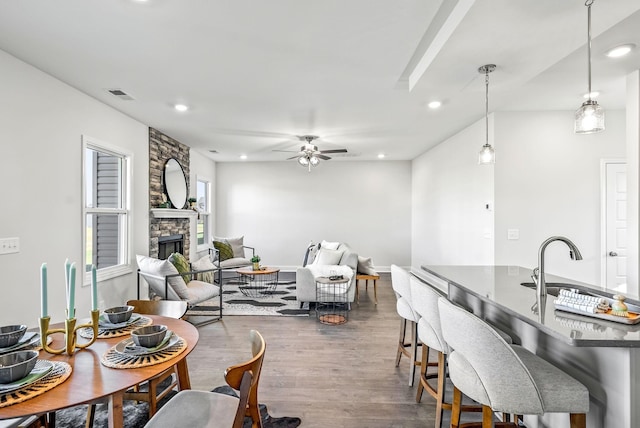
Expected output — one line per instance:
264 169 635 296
355 280 359 305
482 405 493 428
434 351 446 428
396 318 407 366
451 386 462 428
570 413 586 428
373 279 378 304
409 320 417 387
416 344 428 402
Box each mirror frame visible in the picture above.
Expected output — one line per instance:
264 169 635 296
163 158 188 209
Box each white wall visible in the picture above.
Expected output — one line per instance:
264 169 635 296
215 160 412 270
411 109 626 287
0 50 149 326
627 71 640 295
411 117 494 269
494 110 626 285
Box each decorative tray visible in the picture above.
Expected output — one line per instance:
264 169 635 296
554 288 640 325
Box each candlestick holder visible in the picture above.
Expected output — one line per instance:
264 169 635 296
39 309 100 355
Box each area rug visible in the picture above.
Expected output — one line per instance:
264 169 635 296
188 281 309 317
54 387 301 428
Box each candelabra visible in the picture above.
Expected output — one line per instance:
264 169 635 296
39 310 100 355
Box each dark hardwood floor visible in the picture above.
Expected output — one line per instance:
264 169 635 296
186 273 439 428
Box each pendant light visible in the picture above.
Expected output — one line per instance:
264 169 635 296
574 0 604 134
478 64 496 165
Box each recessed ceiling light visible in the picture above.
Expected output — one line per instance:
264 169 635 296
377 153 385 159
240 154 247 160
605 44 635 58
583 91 600 99
174 104 189 112
428 101 442 109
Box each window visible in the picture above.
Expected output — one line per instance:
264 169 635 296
83 136 132 282
196 178 210 251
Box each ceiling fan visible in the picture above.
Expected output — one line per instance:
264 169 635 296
276 135 348 172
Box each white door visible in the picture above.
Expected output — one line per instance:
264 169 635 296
605 162 627 289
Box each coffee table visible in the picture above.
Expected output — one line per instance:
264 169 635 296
235 267 280 297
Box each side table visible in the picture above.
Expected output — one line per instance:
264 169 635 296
355 273 380 305
235 267 280 297
315 276 350 325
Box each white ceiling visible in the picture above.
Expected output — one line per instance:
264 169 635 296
1 0 639 162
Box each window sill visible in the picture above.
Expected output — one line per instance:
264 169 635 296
82 264 133 286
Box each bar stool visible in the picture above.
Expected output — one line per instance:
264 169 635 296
390 265 420 386
410 276 482 428
438 298 589 428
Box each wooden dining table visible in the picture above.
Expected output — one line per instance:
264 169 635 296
0 315 199 428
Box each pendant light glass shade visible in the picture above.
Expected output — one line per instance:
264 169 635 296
478 64 496 165
298 156 309 167
574 0 604 134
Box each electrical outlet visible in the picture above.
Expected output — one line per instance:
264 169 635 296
507 229 519 240
0 237 20 255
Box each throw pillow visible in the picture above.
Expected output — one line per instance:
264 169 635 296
192 254 216 283
357 256 378 275
313 248 344 265
136 255 190 301
168 252 191 282
214 235 245 258
320 240 340 250
213 240 234 261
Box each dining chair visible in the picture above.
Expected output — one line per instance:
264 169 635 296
390 264 420 386
144 329 266 428
409 276 482 428
438 298 589 428
84 300 189 427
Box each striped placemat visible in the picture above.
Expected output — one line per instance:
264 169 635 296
0 361 72 408
78 316 152 339
101 337 187 369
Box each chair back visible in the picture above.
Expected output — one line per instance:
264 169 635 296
126 299 188 319
409 276 449 354
224 330 266 425
438 298 544 414
390 265 417 321
232 371 253 428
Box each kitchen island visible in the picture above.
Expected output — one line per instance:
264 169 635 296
419 265 640 428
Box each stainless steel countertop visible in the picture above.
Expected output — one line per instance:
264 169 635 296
421 265 640 347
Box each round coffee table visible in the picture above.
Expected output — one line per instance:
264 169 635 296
235 267 280 297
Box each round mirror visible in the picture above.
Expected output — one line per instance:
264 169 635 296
163 158 188 209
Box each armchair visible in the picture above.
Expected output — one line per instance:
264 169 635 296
296 241 358 306
210 235 255 270
136 255 222 324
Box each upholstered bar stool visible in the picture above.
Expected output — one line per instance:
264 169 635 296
438 298 589 428
390 265 420 386
410 276 482 428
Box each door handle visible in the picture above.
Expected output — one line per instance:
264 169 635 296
609 251 618 257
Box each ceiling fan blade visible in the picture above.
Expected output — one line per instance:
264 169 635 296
286 155 300 160
273 149 300 153
319 149 348 154
317 154 331 160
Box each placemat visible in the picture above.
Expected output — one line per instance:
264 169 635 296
0 361 72 408
101 337 187 369
78 316 152 339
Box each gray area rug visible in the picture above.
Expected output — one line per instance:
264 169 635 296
188 281 309 317
54 387 301 428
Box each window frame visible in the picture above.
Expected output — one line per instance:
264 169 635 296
81 135 133 285
196 176 211 253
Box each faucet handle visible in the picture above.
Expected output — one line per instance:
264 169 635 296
531 267 539 285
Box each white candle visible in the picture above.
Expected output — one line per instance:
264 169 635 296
68 263 76 319
40 263 48 318
91 265 98 311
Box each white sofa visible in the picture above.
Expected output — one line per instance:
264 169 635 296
296 242 358 305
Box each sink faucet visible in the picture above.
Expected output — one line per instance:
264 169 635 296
532 236 583 297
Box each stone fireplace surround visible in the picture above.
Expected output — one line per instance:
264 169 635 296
148 128 195 260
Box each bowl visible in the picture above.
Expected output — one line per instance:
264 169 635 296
103 306 135 324
0 325 27 348
0 350 38 384
131 325 167 348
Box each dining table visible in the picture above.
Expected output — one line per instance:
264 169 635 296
0 314 199 428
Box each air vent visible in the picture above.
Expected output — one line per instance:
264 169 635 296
106 88 135 101
208 149 219 154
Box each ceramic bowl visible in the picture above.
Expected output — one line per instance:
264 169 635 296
0 325 27 348
131 325 167 348
103 306 135 324
0 350 38 384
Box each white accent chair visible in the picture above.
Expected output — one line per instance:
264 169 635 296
438 298 589 428
390 265 420 387
136 255 222 324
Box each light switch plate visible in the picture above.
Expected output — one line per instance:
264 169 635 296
0 237 20 254
507 229 519 240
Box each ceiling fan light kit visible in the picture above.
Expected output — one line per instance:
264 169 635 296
574 0 605 134
282 135 347 172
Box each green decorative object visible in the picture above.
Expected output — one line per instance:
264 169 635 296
213 240 234 261
251 255 261 271
611 294 629 317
